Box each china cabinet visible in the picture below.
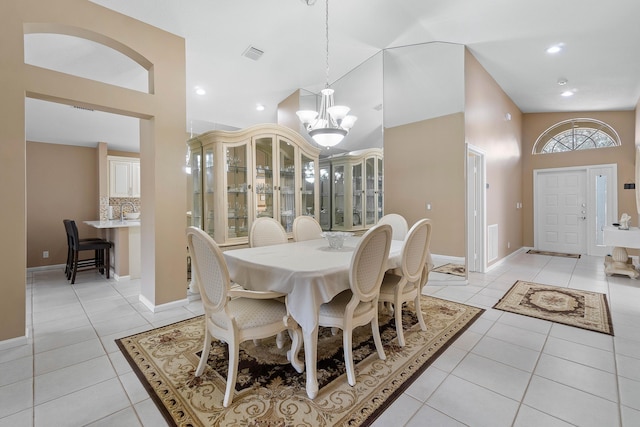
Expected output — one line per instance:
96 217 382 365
188 124 320 246
108 156 140 198
327 148 383 232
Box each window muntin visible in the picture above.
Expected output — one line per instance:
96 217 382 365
533 118 621 154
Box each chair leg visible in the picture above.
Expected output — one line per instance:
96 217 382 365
371 312 386 361
223 338 240 408
70 250 78 284
342 327 356 386
276 331 285 349
284 316 304 374
195 328 212 377
105 247 110 279
394 295 405 347
415 294 427 331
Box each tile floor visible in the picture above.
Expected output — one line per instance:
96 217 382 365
1 250 640 426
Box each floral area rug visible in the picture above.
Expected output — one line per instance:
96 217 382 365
116 296 483 426
527 249 581 258
431 263 466 277
493 280 613 335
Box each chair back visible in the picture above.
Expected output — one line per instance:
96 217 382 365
249 217 288 247
186 226 230 313
65 219 81 250
292 216 323 242
378 213 409 241
63 219 73 246
400 219 432 284
349 224 392 303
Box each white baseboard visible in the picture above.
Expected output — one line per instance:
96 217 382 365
138 293 189 313
27 263 65 272
0 329 29 350
486 246 529 272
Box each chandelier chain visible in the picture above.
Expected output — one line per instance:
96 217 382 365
325 0 330 88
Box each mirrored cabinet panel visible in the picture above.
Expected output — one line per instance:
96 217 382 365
324 148 383 232
188 124 320 245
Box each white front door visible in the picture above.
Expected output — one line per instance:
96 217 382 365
535 170 587 254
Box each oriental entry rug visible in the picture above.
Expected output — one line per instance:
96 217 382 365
526 249 581 259
493 280 613 335
116 296 483 427
431 263 466 277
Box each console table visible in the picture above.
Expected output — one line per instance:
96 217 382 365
603 226 640 279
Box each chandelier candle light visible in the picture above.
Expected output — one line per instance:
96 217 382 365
296 0 357 148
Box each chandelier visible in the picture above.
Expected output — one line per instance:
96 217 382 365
296 0 357 148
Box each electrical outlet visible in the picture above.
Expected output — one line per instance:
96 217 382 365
43 250 49 258
507 242 511 249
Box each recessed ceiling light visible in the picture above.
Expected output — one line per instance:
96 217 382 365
256 104 265 111
561 90 574 97
194 86 206 96
546 43 564 54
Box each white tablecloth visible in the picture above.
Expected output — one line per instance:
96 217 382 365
223 236 403 331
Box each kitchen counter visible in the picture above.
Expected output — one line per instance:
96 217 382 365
85 220 141 279
84 220 141 229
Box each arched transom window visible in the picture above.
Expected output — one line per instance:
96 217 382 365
532 118 621 154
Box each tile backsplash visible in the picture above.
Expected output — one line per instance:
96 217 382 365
100 197 141 220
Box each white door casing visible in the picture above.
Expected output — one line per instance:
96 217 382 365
534 165 617 256
466 145 486 273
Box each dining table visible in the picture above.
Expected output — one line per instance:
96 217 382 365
223 234 404 399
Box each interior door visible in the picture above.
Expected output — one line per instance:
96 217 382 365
535 170 587 254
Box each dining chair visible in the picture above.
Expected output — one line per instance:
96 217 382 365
292 216 323 242
249 217 289 247
377 213 409 241
186 226 304 407
317 223 392 387
64 219 112 284
378 218 432 347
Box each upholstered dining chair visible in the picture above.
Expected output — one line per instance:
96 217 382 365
317 223 392 387
186 226 303 407
378 218 432 347
377 213 409 241
249 217 289 247
292 216 323 242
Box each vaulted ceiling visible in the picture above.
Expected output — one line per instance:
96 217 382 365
25 0 640 154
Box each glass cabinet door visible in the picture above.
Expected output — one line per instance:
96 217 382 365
279 138 296 232
190 147 203 229
352 162 363 227
203 146 215 237
377 157 384 222
319 163 330 230
225 142 249 240
254 137 274 219
364 156 376 227
333 164 345 228
301 154 315 218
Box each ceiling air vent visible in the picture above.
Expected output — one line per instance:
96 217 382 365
242 45 264 61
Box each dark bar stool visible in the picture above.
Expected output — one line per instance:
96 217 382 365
63 219 105 279
64 219 112 284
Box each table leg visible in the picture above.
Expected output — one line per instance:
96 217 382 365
303 324 319 399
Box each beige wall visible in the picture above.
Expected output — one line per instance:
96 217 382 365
385 113 466 257
464 49 524 264
1 0 186 343
26 142 102 267
522 111 636 247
